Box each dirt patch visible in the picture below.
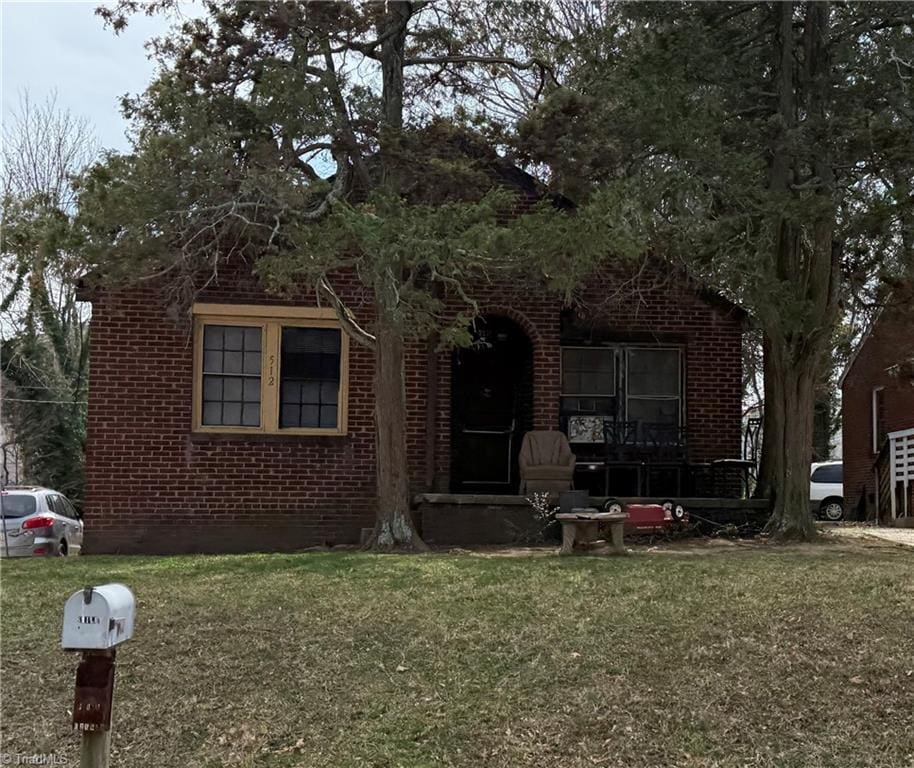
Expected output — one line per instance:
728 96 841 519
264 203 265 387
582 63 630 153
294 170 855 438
438 531 892 558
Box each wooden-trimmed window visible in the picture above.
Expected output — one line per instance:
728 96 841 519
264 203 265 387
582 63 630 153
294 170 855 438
192 304 350 435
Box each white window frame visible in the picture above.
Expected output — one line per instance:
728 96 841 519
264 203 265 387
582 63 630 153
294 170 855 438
872 386 885 454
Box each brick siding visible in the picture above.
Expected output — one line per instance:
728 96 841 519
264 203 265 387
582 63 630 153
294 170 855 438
82 259 744 553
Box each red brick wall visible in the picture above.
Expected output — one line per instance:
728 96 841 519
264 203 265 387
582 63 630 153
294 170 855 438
83 260 744 553
842 293 914 517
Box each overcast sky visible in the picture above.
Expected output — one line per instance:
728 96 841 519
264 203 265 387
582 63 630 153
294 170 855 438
2 1 173 152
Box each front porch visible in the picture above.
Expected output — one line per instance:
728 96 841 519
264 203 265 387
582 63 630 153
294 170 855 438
875 428 914 524
416 493 771 545
446 313 747 499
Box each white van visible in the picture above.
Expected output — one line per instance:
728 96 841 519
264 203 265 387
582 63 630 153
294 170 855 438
810 461 843 521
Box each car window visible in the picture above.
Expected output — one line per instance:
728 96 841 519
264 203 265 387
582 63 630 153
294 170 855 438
60 497 79 519
811 464 842 484
45 495 60 514
52 495 75 518
0 494 38 518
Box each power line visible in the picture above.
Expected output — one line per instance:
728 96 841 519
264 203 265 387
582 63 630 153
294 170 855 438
1 398 88 405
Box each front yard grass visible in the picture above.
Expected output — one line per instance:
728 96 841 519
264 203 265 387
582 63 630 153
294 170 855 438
3 536 914 767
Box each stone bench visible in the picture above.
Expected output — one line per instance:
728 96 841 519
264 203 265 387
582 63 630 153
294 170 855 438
555 508 628 555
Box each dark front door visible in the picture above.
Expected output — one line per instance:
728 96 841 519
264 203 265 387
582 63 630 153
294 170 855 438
451 316 533 493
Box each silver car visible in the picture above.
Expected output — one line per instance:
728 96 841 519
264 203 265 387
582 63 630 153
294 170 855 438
0 487 84 557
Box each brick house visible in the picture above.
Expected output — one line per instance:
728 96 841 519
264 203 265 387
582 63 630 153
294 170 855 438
841 287 914 522
79 254 749 553
80 141 752 554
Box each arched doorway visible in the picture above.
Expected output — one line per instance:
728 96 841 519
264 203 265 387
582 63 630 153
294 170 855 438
450 315 534 493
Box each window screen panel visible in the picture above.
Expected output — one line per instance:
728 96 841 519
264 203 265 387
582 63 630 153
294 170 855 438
627 397 680 426
627 349 680 397
201 324 262 427
280 327 341 429
562 348 615 395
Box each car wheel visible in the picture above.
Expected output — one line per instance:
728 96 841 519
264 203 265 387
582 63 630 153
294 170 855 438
58 539 68 557
661 500 687 522
820 499 844 522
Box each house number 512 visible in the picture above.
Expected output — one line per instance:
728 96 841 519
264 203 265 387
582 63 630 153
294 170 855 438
268 354 275 386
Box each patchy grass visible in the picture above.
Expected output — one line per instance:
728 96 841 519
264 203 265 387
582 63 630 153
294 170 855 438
3 537 914 767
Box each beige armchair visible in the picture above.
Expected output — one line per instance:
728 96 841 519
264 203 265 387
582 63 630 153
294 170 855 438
518 430 576 494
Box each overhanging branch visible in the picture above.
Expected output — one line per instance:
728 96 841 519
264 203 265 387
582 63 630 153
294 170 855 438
317 275 377 350
404 54 559 85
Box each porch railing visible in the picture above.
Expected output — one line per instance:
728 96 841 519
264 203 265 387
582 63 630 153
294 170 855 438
874 428 914 522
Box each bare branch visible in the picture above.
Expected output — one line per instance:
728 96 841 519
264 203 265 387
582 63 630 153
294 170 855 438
316 276 377 350
319 42 372 191
2 90 97 209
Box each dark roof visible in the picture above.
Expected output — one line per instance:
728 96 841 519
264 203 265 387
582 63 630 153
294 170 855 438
377 125 746 318
693 280 748 321
840 281 914 386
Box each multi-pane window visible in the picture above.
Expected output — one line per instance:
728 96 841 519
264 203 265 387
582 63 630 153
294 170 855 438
193 305 349 435
202 325 262 427
280 327 341 429
626 348 681 426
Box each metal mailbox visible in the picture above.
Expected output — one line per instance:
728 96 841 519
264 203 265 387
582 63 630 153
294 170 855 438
62 584 136 650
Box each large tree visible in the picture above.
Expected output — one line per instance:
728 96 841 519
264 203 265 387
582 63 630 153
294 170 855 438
518 1 914 538
1 93 96 502
78 1 611 549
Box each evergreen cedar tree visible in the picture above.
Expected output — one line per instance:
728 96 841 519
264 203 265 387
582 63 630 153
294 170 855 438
517 1 914 539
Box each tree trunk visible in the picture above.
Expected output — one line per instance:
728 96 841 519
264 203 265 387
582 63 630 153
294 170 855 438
756 0 799 508
762 337 819 540
379 0 410 192
756 1 838 541
363 2 427 551
365 310 428 550
754 335 784 502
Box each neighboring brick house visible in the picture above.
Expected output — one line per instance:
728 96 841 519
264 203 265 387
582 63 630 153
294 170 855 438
841 287 914 522
80 253 746 554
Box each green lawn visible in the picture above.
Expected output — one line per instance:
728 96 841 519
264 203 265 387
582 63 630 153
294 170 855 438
3 537 914 767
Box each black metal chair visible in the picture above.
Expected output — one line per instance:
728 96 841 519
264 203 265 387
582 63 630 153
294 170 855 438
683 458 755 499
710 458 755 499
603 420 641 496
642 423 688 495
